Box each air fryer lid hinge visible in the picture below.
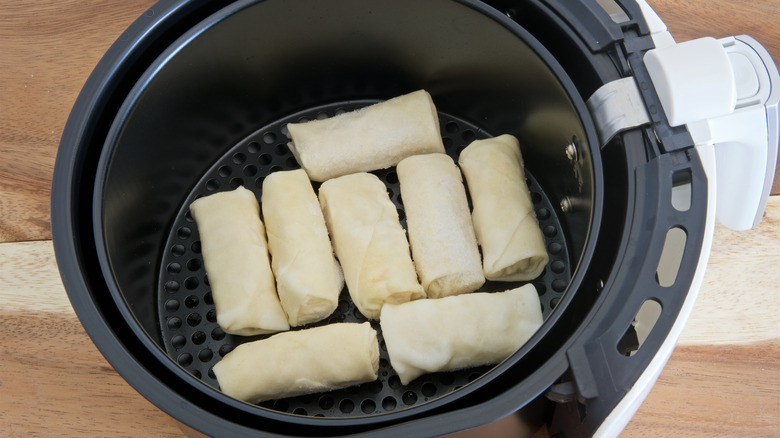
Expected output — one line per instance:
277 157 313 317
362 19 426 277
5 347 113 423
586 21 696 152
586 76 650 147
627 52 696 153
586 52 696 151
566 0 695 151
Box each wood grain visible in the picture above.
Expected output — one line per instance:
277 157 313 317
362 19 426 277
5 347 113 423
0 240 183 436
0 0 156 243
0 311 184 437
679 207 780 346
1 1 779 437
0 0 778 243
1 197 778 436
625 341 780 437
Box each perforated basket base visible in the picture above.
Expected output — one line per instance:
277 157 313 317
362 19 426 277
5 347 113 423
157 100 571 418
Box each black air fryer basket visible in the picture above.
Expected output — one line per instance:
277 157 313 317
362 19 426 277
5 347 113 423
52 0 723 436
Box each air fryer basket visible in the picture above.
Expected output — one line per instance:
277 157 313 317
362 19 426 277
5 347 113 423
56 0 611 435
156 102 573 416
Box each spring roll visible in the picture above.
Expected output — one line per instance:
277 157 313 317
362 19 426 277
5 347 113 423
286 89 445 182
261 169 344 326
213 322 379 403
189 186 289 336
380 284 543 385
319 173 425 320
396 153 484 298
458 135 549 281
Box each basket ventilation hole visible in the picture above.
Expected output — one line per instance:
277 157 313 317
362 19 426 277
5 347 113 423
382 396 397 411
339 399 354 413
361 399 376 414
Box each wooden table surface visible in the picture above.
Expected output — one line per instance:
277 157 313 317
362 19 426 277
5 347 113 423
1 1 778 436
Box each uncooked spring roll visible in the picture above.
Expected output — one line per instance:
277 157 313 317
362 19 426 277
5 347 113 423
319 173 425 320
213 322 379 403
189 186 289 336
380 284 543 385
458 135 549 281
396 153 484 298
261 169 344 327
286 89 445 182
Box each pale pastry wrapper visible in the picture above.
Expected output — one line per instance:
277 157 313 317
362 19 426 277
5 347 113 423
318 172 425 320
286 89 445 182
261 169 344 327
380 284 543 385
213 322 379 403
396 153 484 298
189 186 289 336
458 134 549 281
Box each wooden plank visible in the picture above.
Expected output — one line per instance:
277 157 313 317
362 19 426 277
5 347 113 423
0 239 180 435
0 0 778 243
0 310 184 437
0 240 71 313
1 197 778 436
1 1 778 436
625 342 780 437
0 0 155 243
679 204 780 346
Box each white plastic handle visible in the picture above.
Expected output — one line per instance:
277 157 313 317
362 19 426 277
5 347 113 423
645 35 780 230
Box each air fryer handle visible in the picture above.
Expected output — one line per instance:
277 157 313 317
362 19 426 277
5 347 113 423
645 35 780 230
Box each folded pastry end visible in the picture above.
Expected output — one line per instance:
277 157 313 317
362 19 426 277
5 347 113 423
485 253 549 282
426 271 486 299
292 295 341 327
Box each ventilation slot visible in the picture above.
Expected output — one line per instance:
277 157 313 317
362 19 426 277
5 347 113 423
671 169 692 212
617 299 662 356
656 227 687 287
595 0 630 23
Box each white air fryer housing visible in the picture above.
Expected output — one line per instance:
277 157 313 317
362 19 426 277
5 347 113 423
590 1 778 436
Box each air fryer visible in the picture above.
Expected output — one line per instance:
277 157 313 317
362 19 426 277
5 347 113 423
51 0 779 437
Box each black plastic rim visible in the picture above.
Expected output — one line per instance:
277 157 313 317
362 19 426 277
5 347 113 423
54 0 604 436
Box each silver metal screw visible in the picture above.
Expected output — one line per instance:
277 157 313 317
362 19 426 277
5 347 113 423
565 140 579 162
560 196 588 213
560 197 573 213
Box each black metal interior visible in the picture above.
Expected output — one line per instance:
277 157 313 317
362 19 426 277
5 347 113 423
97 0 596 345
79 0 606 434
